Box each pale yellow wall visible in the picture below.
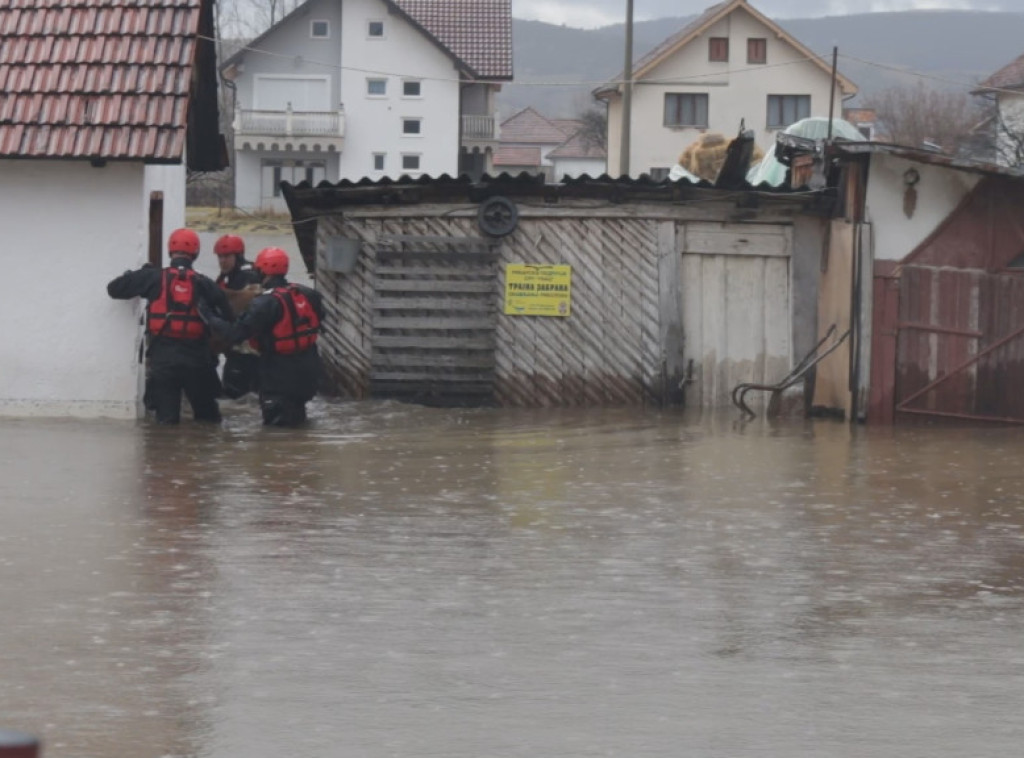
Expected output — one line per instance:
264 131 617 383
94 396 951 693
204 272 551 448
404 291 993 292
606 7 847 177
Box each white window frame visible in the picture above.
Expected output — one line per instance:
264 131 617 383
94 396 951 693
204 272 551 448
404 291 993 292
310 19 329 38
373 153 386 171
367 19 385 38
402 117 422 136
401 153 421 172
402 80 422 98
366 78 387 97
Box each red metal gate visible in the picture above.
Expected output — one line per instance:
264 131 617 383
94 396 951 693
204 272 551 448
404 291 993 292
894 265 1024 423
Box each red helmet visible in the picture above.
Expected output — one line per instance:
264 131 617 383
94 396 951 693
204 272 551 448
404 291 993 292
255 247 289 276
167 228 200 258
213 234 245 256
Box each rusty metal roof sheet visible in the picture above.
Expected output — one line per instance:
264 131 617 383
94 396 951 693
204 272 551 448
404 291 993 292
0 0 203 161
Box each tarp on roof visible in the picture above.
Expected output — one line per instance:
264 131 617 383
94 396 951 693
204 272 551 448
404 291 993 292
747 117 866 187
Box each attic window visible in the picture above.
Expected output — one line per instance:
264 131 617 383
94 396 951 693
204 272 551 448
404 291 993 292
368 20 384 38
709 37 728 62
747 38 766 64
311 20 329 38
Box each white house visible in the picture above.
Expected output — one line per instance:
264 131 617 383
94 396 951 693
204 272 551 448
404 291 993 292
221 0 513 212
973 53 1024 166
0 0 224 419
594 0 857 178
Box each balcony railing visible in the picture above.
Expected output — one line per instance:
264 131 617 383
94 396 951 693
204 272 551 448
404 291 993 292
234 106 345 137
462 114 498 141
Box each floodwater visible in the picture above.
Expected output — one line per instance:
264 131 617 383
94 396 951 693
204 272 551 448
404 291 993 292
2 400 1023 758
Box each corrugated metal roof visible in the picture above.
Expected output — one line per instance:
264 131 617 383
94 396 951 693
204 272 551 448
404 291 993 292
0 0 203 161
390 0 513 80
832 141 1024 179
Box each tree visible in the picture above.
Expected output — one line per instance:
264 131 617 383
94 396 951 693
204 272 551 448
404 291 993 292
861 82 983 153
216 0 304 39
576 106 607 153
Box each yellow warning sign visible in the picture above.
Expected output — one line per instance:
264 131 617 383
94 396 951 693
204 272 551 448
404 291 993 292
504 264 572 317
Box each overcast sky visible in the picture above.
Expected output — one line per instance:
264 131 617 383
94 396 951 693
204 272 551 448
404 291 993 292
511 0 1016 29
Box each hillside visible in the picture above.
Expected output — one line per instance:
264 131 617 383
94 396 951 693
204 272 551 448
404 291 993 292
499 10 1024 120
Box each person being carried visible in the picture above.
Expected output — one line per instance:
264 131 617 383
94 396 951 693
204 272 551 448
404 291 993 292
107 228 233 424
203 247 325 427
212 234 262 399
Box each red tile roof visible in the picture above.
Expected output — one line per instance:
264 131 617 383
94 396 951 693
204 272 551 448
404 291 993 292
548 131 606 160
389 0 512 80
500 107 572 144
0 0 206 161
494 145 542 167
978 53 1024 91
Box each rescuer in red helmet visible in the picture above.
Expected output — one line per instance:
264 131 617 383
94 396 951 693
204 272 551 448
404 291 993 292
202 246 325 427
107 228 233 424
212 234 262 399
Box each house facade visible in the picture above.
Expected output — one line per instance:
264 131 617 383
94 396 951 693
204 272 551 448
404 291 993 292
221 0 512 212
974 53 1024 166
0 0 223 419
494 107 605 180
595 0 856 178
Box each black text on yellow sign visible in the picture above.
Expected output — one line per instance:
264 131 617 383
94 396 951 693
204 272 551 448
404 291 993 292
504 264 572 317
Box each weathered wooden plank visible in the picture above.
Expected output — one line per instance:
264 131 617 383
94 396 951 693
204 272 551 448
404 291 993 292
374 279 496 293
373 335 496 349
372 381 495 396
378 234 494 248
373 297 494 312
372 353 496 369
376 265 496 278
371 370 496 382
685 221 790 257
377 249 499 263
373 316 497 330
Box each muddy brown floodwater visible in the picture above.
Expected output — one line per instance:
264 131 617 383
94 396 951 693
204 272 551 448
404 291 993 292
1 400 1023 758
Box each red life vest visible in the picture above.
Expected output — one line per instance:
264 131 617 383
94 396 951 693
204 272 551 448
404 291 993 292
267 285 320 354
147 267 205 340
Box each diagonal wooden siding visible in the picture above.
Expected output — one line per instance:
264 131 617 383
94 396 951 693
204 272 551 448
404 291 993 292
313 206 795 408
494 217 662 406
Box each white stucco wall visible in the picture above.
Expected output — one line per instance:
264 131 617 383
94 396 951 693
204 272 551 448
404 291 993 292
0 160 148 418
606 7 847 176
144 163 187 232
339 0 461 181
863 153 980 261
551 157 608 179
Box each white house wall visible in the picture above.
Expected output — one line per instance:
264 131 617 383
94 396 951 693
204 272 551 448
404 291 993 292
863 153 979 261
606 7 844 176
339 0 461 181
0 160 147 419
232 0 343 112
144 163 186 232
551 157 607 180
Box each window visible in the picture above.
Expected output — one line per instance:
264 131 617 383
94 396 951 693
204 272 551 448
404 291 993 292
402 154 420 171
747 38 766 64
766 94 810 129
367 78 387 96
664 93 709 128
648 167 671 181
311 20 329 38
373 153 385 171
402 118 422 135
368 20 384 37
709 37 729 62
402 80 422 97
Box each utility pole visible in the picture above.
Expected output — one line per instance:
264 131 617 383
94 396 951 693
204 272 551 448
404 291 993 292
620 0 633 177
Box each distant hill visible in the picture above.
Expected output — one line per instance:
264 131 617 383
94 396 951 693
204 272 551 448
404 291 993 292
500 11 1024 120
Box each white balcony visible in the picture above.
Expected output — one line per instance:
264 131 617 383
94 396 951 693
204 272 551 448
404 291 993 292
462 114 499 146
234 105 345 153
